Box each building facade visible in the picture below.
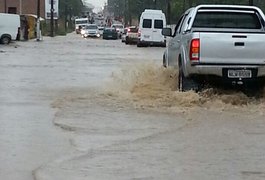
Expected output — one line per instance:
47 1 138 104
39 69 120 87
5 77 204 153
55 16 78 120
0 0 45 18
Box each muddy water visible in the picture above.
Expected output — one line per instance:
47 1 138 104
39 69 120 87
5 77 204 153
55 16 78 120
45 62 265 180
2 33 265 180
104 63 265 113
51 63 260 112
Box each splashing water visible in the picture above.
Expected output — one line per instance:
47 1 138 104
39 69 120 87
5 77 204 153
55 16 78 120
105 63 265 112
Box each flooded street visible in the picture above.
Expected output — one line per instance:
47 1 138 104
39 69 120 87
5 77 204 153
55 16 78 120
1 33 265 180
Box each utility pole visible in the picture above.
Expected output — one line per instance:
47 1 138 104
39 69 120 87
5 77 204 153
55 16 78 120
19 0 22 14
36 0 41 41
249 0 254 5
166 0 171 24
50 0 54 37
64 3 68 33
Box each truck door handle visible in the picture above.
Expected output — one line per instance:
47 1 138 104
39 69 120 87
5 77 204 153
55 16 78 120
235 42 245 46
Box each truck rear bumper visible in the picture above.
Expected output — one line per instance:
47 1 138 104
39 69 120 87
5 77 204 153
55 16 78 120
187 64 265 78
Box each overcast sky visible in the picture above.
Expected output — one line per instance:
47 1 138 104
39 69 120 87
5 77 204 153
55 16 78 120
85 0 106 8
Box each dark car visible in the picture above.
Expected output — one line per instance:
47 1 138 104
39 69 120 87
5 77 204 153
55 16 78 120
102 28 118 40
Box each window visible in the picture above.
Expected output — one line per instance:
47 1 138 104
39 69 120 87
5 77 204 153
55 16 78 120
173 15 185 37
8 7 17 14
193 12 262 29
113 25 124 29
87 25 98 29
143 19 152 28
154 20 163 29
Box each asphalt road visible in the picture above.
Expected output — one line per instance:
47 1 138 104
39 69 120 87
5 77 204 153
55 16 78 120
1 33 265 180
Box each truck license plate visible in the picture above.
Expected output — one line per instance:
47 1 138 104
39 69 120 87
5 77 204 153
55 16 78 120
228 70 252 78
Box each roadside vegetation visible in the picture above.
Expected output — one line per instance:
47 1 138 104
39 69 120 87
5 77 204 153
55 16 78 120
107 0 265 25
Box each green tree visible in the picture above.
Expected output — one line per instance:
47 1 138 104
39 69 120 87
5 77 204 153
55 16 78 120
107 0 265 25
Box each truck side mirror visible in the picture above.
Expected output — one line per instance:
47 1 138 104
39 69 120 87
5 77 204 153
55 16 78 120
162 28 172 37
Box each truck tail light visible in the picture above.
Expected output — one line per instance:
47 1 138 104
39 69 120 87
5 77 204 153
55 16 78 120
190 39 200 61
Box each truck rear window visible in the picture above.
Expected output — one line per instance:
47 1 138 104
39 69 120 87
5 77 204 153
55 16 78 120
193 12 262 29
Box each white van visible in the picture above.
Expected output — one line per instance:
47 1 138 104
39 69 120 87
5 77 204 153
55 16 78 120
0 13 20 44
138 9 166 47
75 18 89 34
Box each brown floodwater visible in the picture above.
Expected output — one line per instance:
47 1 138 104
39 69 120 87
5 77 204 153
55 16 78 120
103 63 265 113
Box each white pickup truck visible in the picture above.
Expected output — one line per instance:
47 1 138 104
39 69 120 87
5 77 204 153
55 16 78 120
162 5 265 91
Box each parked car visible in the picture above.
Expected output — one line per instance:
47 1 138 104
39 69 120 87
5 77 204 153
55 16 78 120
102 28 118 40
81 24 100 38
162 5 265 91
111 24 124 38
0 13 20 44
124 26 139 44
137 9 166 47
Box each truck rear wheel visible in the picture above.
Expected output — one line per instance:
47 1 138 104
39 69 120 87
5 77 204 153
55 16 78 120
163 55 167 68
178 63 199 92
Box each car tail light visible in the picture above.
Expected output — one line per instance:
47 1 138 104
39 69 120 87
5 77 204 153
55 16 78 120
190 39 200 62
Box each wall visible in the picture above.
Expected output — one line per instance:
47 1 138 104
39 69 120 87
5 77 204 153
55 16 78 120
0 0 45 18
